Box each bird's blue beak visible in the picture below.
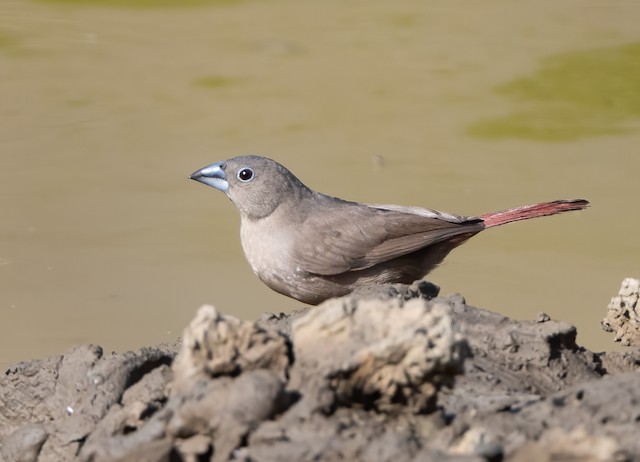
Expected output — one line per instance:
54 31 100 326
189 162 229 192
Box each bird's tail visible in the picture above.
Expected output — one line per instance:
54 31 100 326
479 199 589 228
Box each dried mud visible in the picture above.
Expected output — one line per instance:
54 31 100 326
2 281 639 462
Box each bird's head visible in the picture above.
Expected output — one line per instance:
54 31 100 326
190 155 310 220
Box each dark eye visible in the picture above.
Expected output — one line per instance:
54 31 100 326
237 167 254 182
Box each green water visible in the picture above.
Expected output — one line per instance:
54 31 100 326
469 43 640 141
0 31 18 52
193 76 243 89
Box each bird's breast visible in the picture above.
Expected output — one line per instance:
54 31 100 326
240 217 304 288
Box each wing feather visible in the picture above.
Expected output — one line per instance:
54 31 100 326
291 200 483 276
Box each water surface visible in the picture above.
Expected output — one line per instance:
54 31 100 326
2 0 639 365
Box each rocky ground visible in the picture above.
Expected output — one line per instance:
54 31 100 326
1 280 639 462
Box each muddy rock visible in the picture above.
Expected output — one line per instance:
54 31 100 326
288 296 467 415
0 343 176 462
1 283 640 461
602 278 640 347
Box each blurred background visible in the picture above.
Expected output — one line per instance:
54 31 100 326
2 0 639 365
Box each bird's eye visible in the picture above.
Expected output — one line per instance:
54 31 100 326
237 167 254 182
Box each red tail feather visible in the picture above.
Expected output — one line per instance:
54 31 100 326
479 199 589 228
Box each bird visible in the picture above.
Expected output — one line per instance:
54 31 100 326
190 155 589 305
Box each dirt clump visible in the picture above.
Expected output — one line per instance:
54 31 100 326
1 282 639 462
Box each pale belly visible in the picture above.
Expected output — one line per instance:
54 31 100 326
237 211 435 305
239 215 354 304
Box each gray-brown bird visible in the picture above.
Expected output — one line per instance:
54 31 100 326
190 156 588 305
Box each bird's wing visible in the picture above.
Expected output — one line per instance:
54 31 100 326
292 202 483 276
